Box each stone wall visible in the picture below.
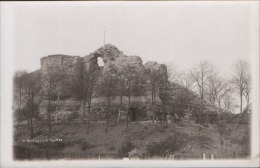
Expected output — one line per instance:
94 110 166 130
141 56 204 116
40 54 83 97
39 44 168 121
84 44 131 72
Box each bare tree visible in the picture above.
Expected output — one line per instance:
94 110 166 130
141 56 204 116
206 74 218 108
243 77 251 108
158 75 169 127
98 64 118 133
118 75 125 111
211 76 232 121
179 72 194 103
115 70 127 123
13 71 27 133
215 80 232 111
145 68 160 106
223 90 235 112
42 66 69 159
190 60 214 125
44 66 58 139
166 63 182 121
43 65 69 138
144 64 165 123
70 58 85 100
81 64 100 133
157 63 177 127
121 63 143 130
232 60 250 113
24 71 40 139
53 69 68 122
207 75 232 121
231 60 250 128
178 72 198 120
71 59 100 133
166 63 181 85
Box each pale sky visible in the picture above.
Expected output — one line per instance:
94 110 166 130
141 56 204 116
8 1 257 80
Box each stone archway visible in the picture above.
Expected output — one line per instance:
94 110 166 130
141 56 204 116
97 57 104 67
85 53 105 71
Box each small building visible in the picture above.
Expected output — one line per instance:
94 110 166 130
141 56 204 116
128 148 144 160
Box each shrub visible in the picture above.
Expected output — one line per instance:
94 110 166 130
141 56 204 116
14 102 40 121
147 132 191 156
109 146 116 151
217 123 226 136
119 141 135 156
230 134 250 156
68 112 79 121
192 135 214 153
217 120 233 138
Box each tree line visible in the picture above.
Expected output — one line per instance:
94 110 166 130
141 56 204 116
13 59 251 138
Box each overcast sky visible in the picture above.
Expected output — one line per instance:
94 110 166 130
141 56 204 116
0 1 258 115
9 1 257 79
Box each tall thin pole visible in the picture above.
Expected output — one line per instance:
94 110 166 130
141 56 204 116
104 26 106 45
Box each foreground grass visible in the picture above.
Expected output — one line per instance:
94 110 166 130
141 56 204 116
14 120 250 160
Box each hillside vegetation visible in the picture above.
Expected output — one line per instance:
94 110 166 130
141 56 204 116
14 121 250 160
13 45 251 160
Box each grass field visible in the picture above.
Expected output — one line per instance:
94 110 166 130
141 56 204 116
13 120 250 160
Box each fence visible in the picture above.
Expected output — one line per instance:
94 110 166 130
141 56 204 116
142 154 203 160
13 146 249 160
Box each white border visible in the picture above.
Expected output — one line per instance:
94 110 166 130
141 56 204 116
1 1 259 167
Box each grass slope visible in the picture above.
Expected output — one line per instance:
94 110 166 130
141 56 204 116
14 121 250 160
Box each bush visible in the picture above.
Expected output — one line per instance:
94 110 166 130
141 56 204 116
14 102 40 121
217 120 232 138
217 122 226 136
109 146 116 151
230 134 250 156
147 132 191 156
119 141 135 156
192 135 214 153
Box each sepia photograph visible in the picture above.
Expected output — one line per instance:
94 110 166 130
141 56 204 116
1 1 259 167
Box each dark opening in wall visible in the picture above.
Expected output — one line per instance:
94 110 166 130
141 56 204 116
97 57 104 67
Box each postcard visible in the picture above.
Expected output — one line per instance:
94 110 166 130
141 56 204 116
1 1 259 167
